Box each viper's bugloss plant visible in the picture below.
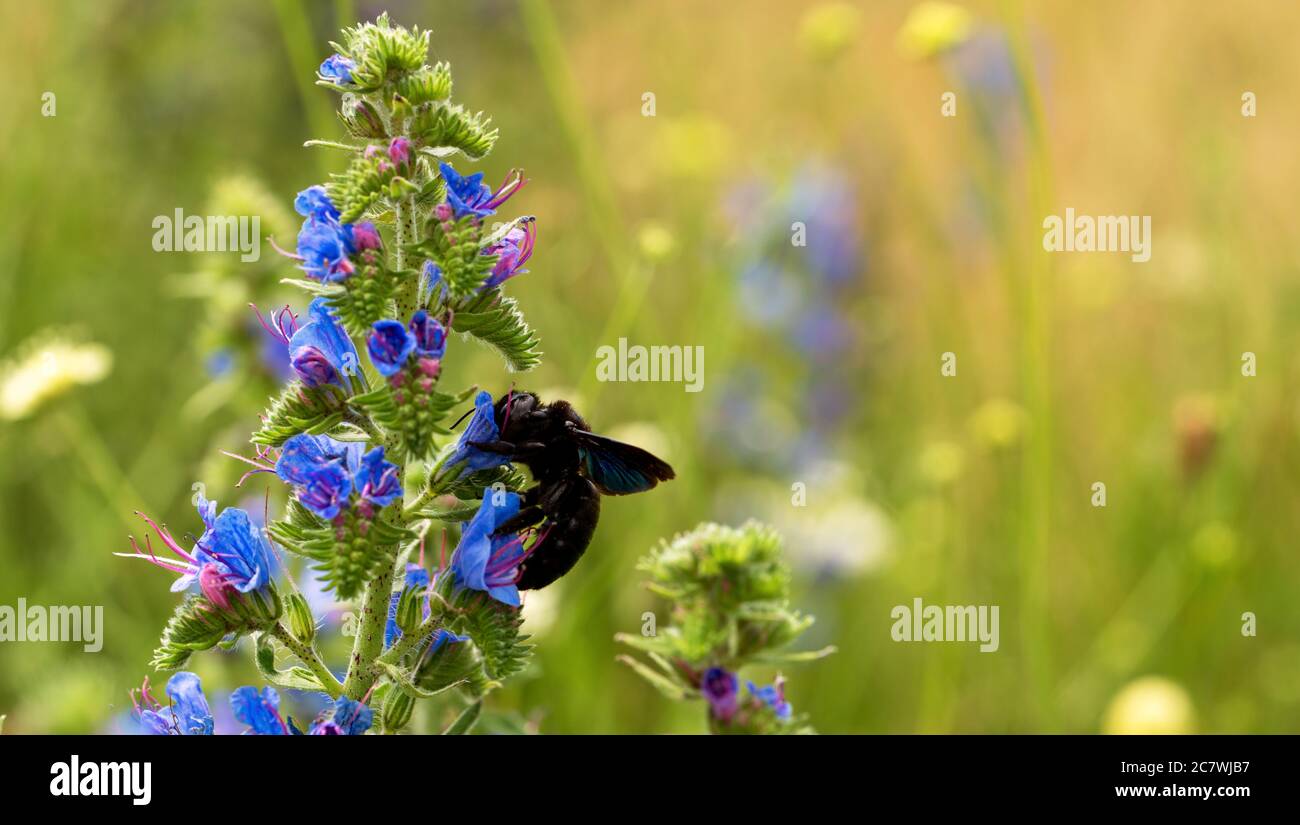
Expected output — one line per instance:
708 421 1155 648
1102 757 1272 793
119 14 553 734
617 522 835 734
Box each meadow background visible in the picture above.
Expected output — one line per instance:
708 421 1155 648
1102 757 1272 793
1 0 1298 734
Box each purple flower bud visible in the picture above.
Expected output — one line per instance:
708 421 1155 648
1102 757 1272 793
702 667 739 721
388 136 412 167
352 222 382 250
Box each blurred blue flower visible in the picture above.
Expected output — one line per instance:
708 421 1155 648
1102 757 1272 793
747 679 793 720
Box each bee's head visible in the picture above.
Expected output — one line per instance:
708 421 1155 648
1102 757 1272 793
493 389 540 437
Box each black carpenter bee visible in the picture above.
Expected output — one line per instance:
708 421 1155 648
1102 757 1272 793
463 389 675 590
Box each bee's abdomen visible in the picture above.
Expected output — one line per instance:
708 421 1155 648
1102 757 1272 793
518 476 600 590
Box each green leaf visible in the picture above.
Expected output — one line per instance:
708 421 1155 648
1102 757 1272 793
254 633 327 692
451 291 542 372
441 701 482 735
616 654 692 701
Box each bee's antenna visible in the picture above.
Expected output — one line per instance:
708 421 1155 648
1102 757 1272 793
449 407 475 431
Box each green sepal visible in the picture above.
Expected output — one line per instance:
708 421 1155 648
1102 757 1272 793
409 102 497 160
151 589 281 671
331 14 430 95
433 574 532 682
251 381 351 446
408 215 493 298
350 377 465 461
268 500 414 600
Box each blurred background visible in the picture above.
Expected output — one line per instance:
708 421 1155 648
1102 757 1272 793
1 0 1298 734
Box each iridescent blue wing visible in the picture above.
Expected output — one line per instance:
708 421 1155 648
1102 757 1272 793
572 428 675 495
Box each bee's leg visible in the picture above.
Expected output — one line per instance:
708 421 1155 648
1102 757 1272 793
467 439 548 456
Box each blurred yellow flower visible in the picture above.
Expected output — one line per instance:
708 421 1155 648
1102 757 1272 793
0 331 113 421
968 398 1025 450
799 2 863 64
659 115 732 179
897 2 974 61
636 221 677 262
1191 521 1238 569
918 440 966 486
1102 676 1196 735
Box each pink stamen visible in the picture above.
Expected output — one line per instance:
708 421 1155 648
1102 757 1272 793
267 236 303 261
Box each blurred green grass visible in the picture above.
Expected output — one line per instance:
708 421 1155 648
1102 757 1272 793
1 0 1299 733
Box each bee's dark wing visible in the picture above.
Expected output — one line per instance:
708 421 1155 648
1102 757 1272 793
571 429 675 495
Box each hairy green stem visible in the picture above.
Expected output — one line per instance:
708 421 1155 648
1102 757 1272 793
341 563 395 699
271 622 344 699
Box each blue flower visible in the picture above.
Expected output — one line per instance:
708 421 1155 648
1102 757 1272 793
445 391 511 478
318 54 355 84
482 220 536 290
293 187 359 282
367 319 416 377
231 685 288 735
354 447 402 507
702 667 739 721
309 696 373 735
165 672 215 735
409 310 446 358
385 563 431 648
420 261 448 305
747 679 792 720
450 489 533 606
297 220 355 282
294 185 341 223
439 163 525 219
277 434 360 520
119 496 277 609
277 434 401 519
288 298 360 390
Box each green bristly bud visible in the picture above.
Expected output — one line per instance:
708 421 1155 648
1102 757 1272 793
381 686 416 733
286 592 316 644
